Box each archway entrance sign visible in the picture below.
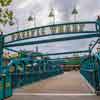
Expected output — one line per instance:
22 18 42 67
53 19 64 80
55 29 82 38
4 21 100 47
0 18 100 99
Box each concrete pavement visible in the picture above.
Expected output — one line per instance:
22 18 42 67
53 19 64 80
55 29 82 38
6 95 100 100
6 71 100 100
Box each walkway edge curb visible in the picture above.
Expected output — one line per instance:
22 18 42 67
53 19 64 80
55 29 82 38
80 74 95 93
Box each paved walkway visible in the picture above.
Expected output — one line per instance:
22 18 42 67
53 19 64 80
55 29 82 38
6 95 100 100
6 71 100 100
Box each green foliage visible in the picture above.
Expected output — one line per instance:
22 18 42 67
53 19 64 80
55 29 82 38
0 9 13 26
56 57 80 65
18 51 28 58
0 0 12 6
0 0 13 29
5 9 13 20
66 58 80 65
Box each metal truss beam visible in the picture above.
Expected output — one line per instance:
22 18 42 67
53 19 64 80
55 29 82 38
47 50 89 56
5 33 100 47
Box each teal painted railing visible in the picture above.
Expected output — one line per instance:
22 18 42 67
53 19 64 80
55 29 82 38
3 57 63 88
80 53 100 92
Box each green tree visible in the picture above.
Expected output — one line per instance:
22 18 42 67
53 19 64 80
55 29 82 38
0 0 13 31
72 53 79 57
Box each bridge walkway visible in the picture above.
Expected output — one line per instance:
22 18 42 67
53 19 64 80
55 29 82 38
6 71 100 100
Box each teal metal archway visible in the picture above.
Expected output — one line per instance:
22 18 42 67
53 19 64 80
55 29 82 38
0 18 100 99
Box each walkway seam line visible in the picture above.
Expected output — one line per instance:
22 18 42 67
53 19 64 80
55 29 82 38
13 93 96 96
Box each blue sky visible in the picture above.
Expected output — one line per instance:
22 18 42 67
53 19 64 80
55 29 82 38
3 0 100 57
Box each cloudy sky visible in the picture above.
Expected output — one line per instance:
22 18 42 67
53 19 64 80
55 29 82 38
4 0 100 57
6 0 100 31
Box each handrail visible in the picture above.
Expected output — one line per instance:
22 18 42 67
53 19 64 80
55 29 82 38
5 48 19 53
89 38 100 53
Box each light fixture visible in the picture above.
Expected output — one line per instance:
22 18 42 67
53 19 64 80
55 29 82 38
72 7 78 22
28 16 33 21
9 17 19 31
9 20 15 26
28 14 36 27
72 8 78 15
48 8 55 18
48 8 55 24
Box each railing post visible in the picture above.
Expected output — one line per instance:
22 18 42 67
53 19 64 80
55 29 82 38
0 33 13 98
97 58 100 95
0 32 4 72
96 16 100 33
94 54 100 95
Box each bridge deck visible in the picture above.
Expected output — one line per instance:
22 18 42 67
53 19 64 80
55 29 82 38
6 71 100 100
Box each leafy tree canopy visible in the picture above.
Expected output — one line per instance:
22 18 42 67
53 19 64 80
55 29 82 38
0 0 13 30
0 0 12 6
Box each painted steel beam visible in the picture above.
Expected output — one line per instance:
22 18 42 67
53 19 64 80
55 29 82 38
4 21 96 37
5 33 100 47
5 48 19 53
5 31 97 44
47 50 89 56
4 21 97 44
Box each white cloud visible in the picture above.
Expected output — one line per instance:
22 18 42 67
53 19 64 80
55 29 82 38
17 0 33 9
